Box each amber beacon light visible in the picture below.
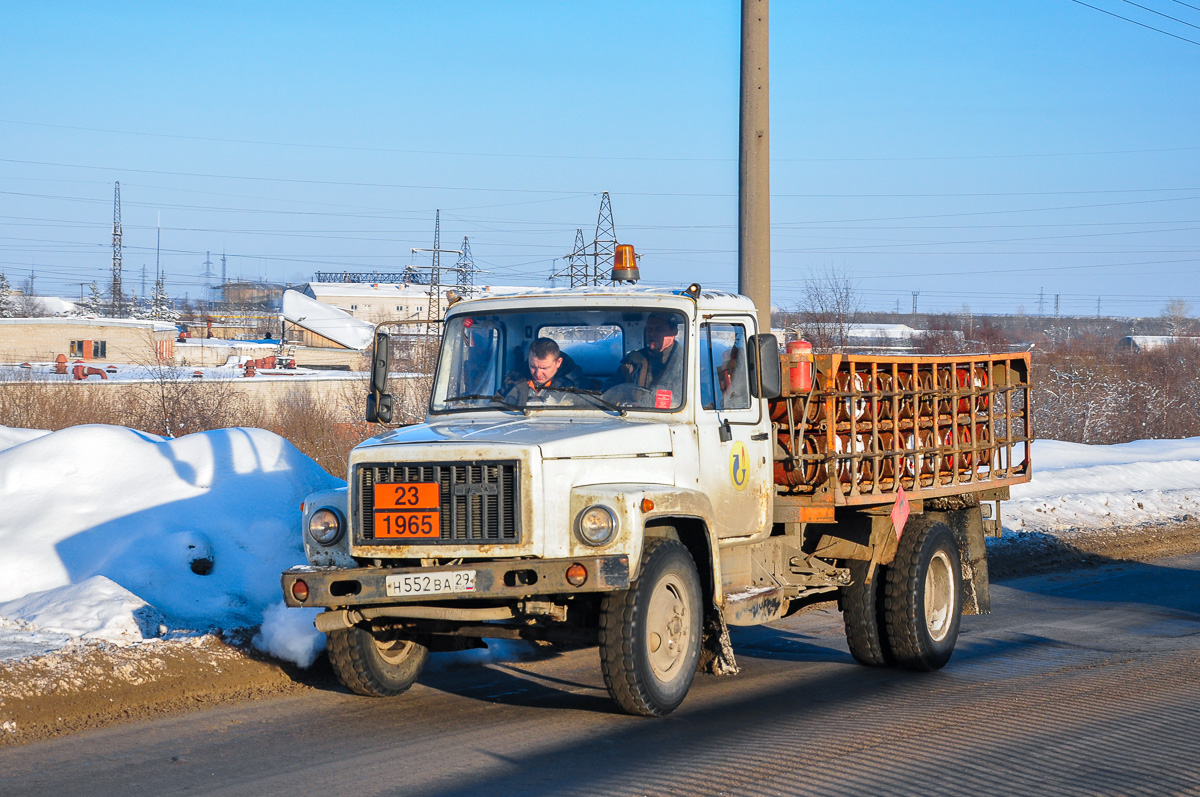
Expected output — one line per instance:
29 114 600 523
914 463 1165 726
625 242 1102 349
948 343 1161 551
611 243 640 283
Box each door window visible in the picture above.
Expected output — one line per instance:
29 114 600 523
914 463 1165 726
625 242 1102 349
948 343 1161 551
700 324 750 411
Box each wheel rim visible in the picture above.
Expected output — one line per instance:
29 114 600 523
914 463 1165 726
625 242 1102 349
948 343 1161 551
374 637 417 665
924 550 955 642
645 573 689 681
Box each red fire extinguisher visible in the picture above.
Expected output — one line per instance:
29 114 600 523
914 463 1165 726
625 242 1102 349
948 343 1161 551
786 340 813 393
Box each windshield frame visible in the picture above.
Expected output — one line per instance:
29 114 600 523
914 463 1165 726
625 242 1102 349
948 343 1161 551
427 303 691 417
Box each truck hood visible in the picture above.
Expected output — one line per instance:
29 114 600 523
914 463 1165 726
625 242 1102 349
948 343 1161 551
362 416 673 459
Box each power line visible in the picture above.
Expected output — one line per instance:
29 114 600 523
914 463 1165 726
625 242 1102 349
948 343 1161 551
1066 0 1200 46
1116 0 1200 31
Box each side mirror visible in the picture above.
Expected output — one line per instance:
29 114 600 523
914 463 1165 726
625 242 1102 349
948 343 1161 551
366 331 394 423
747 333 782 399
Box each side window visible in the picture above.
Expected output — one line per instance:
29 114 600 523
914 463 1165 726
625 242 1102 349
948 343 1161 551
93 340 107 359
700 324 750 411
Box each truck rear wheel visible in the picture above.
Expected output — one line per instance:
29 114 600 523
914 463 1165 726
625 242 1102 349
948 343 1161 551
884 521 962 671
326 625 429 697
600 538 702 717
841 559 894 667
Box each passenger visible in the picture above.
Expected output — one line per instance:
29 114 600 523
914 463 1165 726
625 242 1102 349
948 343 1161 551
612 312 684 406
504 337 578 405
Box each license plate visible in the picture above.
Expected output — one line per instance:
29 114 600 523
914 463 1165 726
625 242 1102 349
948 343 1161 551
374 482 441 539
386 569 476 597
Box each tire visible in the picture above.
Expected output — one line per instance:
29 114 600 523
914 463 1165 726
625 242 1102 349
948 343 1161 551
841 559 894 667
884 521 962 671
600 538 703 717
326 625 429 697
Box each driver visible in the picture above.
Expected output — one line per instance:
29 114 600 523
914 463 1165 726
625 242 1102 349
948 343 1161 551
612 312 684 403
505 337 577 405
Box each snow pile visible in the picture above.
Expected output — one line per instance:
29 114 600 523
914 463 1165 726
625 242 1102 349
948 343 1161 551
1005 438 1200 532
0 576 165 642
0 425 49 451
0 424 340 663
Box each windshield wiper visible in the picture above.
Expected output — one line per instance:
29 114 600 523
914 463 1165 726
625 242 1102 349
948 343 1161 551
540 386 627 416
443 393 526 412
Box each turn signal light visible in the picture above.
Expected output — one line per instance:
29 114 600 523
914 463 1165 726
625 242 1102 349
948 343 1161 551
640 497 655 513
565 563 588 587
291 579 310 602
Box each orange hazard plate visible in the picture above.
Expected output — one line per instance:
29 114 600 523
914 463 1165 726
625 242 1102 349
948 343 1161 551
373 483 441 539
374 510 440 539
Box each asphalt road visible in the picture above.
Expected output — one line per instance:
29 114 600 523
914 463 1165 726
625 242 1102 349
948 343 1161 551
3 553 1198 797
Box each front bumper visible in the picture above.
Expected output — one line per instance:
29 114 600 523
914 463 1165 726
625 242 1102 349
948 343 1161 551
281 555 630 609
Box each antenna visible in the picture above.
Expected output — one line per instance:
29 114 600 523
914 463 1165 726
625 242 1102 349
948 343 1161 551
110 181 123 317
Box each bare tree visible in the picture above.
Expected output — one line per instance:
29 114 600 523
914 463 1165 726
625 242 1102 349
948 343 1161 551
1162 298 1194 337
17 276 48 317
798 265 859 350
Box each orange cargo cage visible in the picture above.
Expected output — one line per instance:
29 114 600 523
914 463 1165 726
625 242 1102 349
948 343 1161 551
769 351 1032 508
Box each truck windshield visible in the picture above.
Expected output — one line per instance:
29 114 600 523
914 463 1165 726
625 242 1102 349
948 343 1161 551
431 307 688 413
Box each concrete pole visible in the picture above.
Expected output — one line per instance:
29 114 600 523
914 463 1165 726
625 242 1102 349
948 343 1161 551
739 0 771 333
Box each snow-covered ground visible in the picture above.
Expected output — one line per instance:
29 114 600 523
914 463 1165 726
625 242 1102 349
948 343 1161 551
1 424 1198 669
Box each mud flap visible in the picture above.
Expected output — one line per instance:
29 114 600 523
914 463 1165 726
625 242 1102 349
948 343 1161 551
698 607 739 676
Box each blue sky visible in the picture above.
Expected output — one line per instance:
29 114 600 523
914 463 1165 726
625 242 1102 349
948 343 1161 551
1 1 1197 317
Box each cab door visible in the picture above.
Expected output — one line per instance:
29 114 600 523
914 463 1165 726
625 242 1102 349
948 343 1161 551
695 317 773 540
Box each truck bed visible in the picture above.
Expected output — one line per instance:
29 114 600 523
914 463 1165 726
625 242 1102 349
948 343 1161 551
770 351 1032 508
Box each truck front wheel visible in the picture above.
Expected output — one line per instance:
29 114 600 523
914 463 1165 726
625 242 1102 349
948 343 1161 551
326 625 429 697
600 539 702 717
884 521 962 671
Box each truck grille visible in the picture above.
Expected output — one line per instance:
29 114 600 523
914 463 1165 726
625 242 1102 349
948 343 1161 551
357 462 521 545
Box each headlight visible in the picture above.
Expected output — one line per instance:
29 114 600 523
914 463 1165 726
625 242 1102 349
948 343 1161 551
308 508 343 545
575 505 617 547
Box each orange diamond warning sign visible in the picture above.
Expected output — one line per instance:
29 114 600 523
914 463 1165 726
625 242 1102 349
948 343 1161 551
891 486 910 541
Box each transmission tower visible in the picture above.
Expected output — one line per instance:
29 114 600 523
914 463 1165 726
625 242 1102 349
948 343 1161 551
1037 287 1045 316
911 291 919 315
201 251 216 308
455 236 479 295
591 192 616 286
110 181 124 317
552 228 591 288
411 210 462 338
221 250 227 289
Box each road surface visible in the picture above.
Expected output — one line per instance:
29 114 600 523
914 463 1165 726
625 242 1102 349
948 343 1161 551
2 553 1198 796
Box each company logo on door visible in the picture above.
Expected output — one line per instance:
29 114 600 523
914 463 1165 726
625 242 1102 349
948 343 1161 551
729 441 749 491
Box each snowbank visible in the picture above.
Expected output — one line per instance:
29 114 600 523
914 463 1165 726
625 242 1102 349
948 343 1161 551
1005 438 1200 533
0 424 341 663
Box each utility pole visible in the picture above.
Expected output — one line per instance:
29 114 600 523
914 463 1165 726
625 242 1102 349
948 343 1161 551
739 0 771 332
110 181 124 317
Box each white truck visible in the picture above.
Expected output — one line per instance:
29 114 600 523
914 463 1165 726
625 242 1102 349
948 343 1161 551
281 283 1032 716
